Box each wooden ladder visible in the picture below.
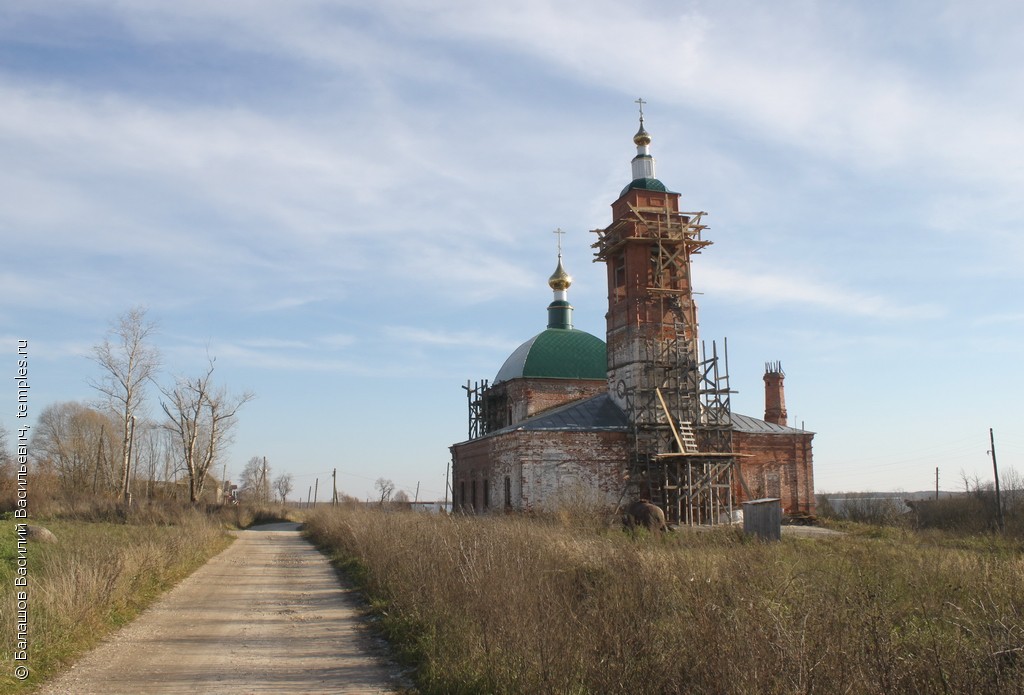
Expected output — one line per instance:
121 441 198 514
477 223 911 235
655 388 698 454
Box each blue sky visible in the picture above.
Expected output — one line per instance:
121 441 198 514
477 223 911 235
2 0 1022 501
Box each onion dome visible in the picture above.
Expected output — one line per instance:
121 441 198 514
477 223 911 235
633 120 652 147
548 256 572 291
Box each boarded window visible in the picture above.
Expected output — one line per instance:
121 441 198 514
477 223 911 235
483 479 490 509
504 476 512 508
613 255 626 302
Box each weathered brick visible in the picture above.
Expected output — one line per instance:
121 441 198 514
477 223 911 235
734 431 815 514
451 429 627 513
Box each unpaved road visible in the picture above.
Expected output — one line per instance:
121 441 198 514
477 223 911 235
37 522 405 694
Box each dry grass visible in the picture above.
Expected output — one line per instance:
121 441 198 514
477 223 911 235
306 508 1024 695
0 510 230 692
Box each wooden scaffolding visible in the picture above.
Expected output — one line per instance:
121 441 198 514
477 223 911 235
593 202 736 525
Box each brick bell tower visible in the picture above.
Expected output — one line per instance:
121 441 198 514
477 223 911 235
592 101 735 524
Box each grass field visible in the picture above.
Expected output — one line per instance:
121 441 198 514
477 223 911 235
0 510 231 693
306 508 1024 695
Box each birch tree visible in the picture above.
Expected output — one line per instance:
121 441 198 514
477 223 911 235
161 359 254 504
90 306 160 502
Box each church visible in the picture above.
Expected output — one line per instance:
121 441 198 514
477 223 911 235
450 108 815 524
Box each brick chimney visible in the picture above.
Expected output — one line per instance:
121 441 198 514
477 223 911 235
763 361 787 426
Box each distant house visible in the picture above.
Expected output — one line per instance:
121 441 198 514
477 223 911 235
143 476 225 504
409 500 450 514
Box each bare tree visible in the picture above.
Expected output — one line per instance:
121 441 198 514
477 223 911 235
375 477 395 505
391 489 411 510
0 422 12 493
90 307 160 502
240 456 271 504
31 402 120 495
132 418 168 500
273 473 293 504
0 422 10 469
161 359 254 504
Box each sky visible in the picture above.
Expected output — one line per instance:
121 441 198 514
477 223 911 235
2 0 1023 501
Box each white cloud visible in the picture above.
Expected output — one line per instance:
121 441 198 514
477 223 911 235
386 326 517 352
0 74 543 315
363 0 1024 195
0 79 385 236
162 338 366 374
697 261 944 320
389 239 536 304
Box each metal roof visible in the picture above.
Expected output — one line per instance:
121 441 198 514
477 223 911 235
470 394 812 441
494 328 607 383
731 412 814 435
485 393 628 436
618 176 675 197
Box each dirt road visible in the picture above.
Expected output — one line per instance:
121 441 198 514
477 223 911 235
37 522 405 694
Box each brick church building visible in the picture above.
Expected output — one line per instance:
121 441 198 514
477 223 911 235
450 108 814 522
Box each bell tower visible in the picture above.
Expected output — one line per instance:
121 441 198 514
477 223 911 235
592 101 735 525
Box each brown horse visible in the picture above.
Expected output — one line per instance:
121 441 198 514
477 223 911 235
622 499 668 532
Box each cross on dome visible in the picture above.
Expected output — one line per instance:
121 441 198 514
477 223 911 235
553 227 565 257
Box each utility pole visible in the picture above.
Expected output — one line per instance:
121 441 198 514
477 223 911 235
262 456 269 504
414 481 420 503
313 478 319 508
990 428 1005 532
307 486 312 508
935 467 939 501
332 468 338 506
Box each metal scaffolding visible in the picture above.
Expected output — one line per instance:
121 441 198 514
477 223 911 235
594 201 736 525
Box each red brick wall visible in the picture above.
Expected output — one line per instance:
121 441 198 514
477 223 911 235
733 431 815 514
503 379 607 425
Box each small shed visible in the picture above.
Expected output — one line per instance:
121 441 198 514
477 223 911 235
742 497 782 541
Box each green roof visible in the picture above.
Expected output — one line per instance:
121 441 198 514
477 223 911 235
495 328 607 383
619 177 671 197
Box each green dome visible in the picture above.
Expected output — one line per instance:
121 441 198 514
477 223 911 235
620 177 670 197
495 328 607 383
